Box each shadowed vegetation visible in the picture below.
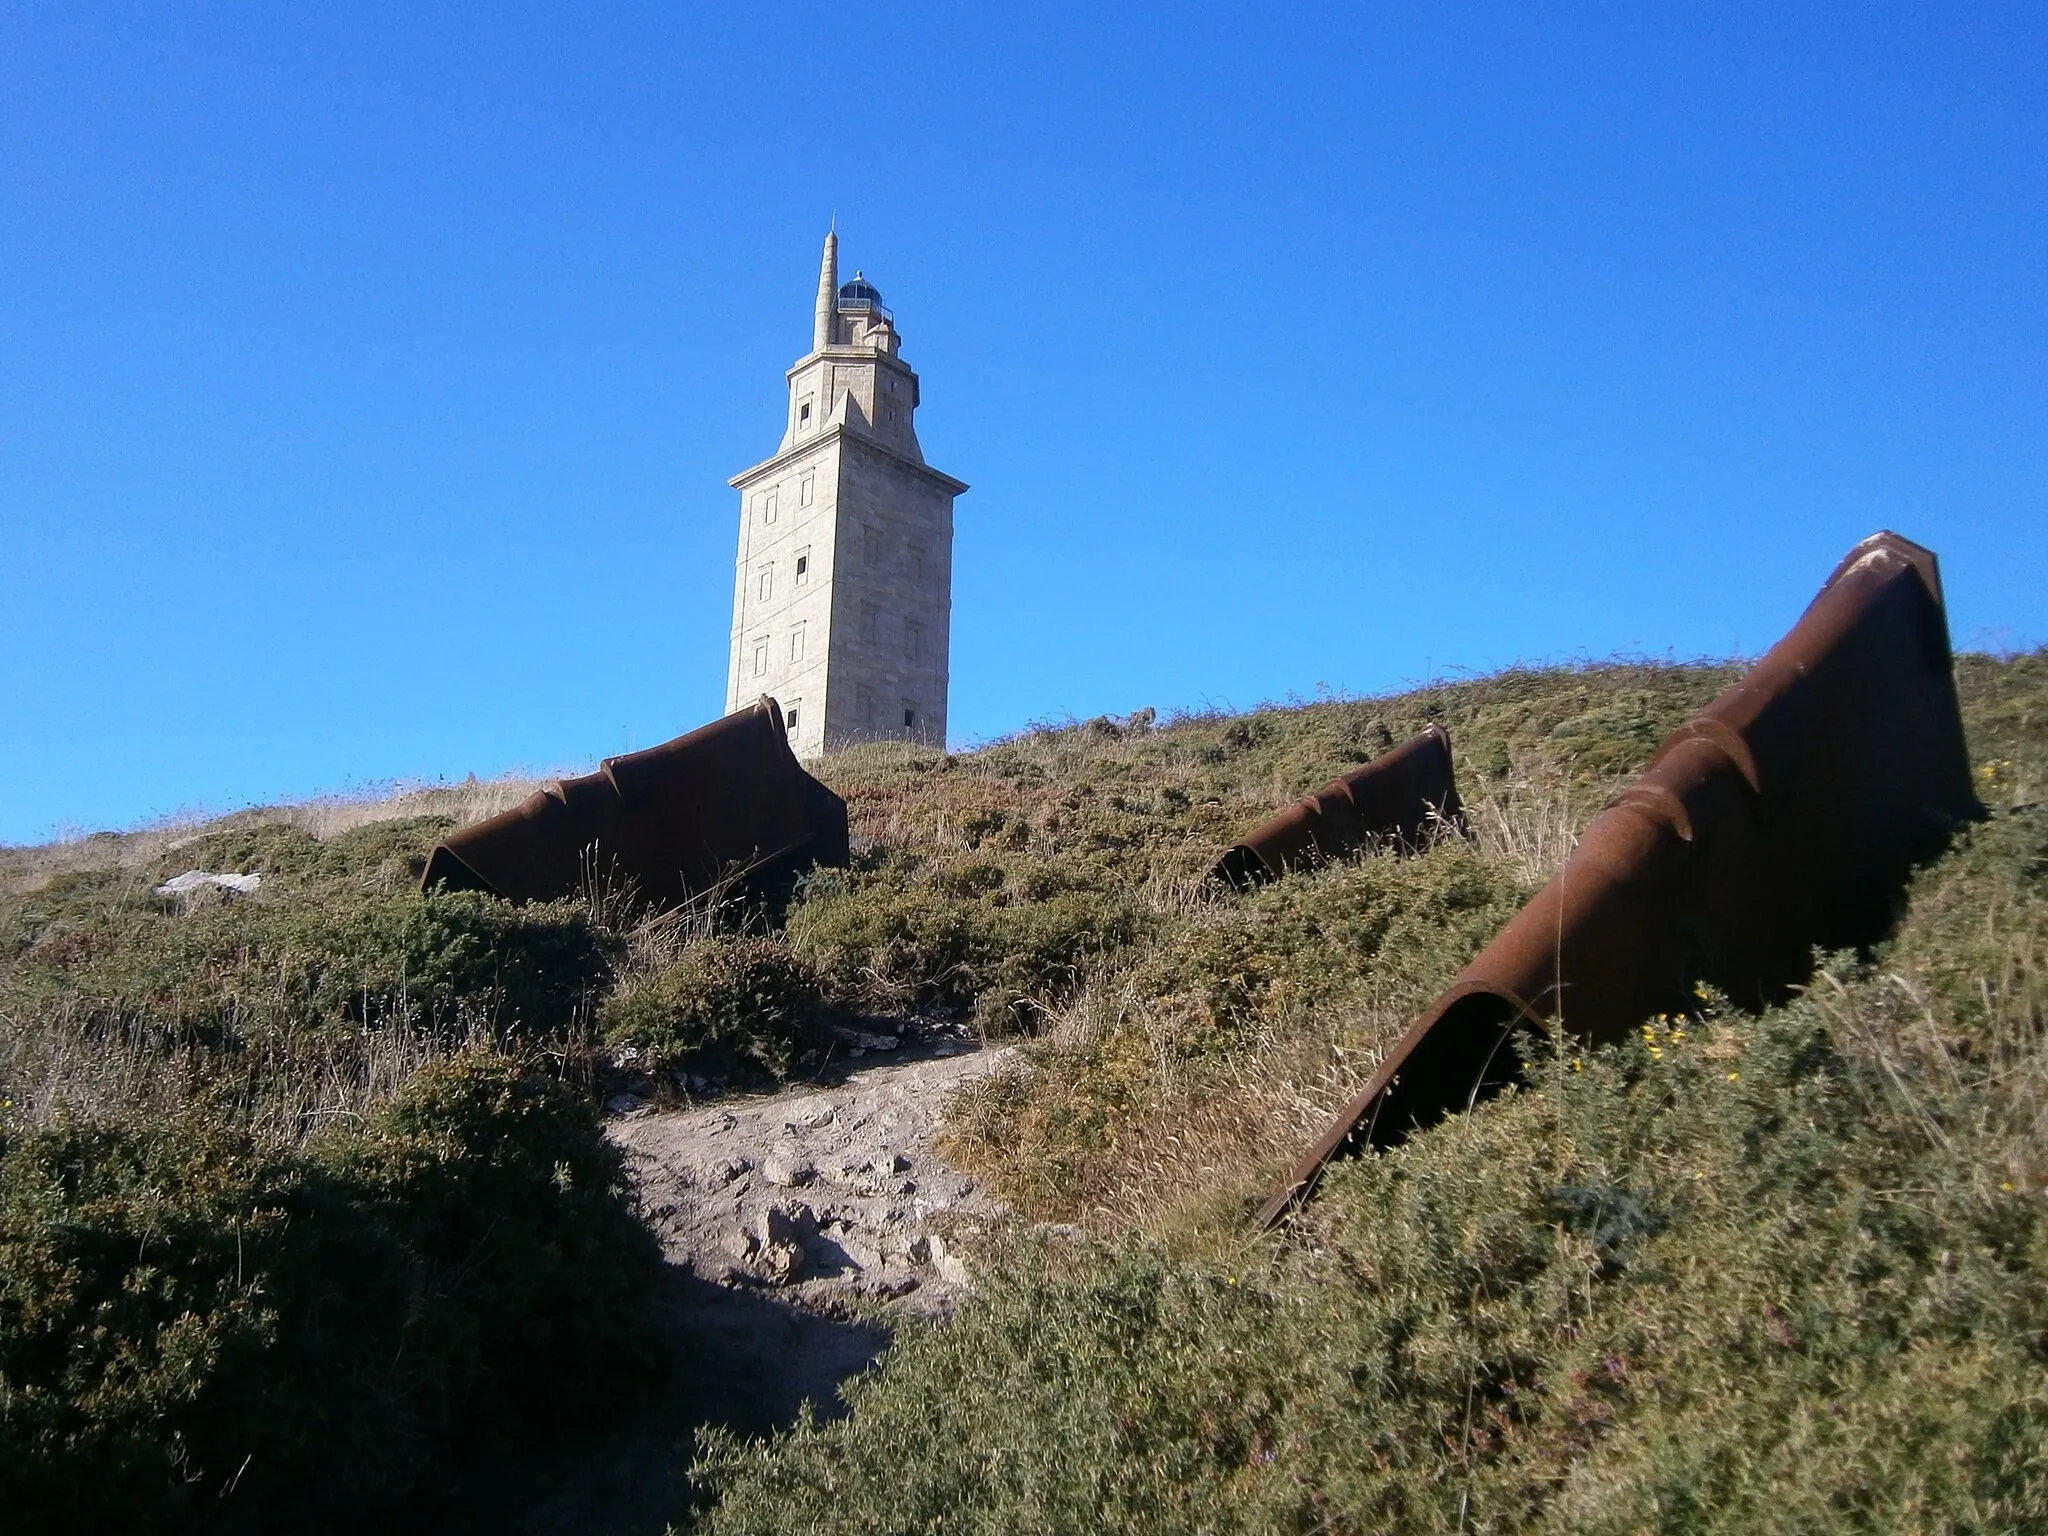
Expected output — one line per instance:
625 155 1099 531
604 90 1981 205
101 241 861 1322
4 650 2044 1531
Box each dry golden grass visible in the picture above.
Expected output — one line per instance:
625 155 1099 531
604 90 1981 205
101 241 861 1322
0 774 550 899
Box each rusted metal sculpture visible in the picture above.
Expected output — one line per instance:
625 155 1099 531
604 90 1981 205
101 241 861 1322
1258 531 1982 1225
422 697 848 911
1211 725 1465 888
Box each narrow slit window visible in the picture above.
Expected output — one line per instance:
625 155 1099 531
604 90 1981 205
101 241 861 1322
751 638 768 677
903 707 916 730
786 702 800 734
763 490 778 524
799 471 815 508
789 623 806 663
798 400 813 428
757 566 772 601
794 551 810 585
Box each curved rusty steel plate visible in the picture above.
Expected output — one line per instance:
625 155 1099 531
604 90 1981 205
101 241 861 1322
1258 531 1982 1225
422 696 849 912
1211 724 1465 888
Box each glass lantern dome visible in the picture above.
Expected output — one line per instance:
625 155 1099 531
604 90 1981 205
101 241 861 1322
836 272 888 317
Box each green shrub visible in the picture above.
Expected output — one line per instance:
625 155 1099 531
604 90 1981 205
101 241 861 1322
694 1242 1298 1535
5 652 2040 1532
600 936 833 1079
321 1053 662 1429
0 1054 660 1536
788 881 984 1014
698 985 2048 1534
1129 840 1527 1056
971 890 1145 1030
270 889 615 1034
787 872 1140 1029
4 885 615 1043
697 654 2048 1533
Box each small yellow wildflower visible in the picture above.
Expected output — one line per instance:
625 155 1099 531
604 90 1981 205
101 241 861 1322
1726 1071 1740 1082
1648 1046 1664 1060
1570 1058 1583 1072
2002 1183 2016 1194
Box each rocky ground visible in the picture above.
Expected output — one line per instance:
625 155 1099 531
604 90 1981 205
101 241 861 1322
609 1024 1012 1314
501 1027 1015 1534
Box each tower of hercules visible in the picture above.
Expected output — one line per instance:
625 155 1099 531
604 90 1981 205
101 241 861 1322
725 232 967 755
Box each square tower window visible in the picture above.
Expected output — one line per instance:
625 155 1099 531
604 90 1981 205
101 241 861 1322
903 707 916 730
786 701 800 735
789 622 806 663
794 550 810 585
798 398 814 430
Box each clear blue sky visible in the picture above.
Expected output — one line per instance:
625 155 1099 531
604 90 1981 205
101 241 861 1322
3 4 2043 844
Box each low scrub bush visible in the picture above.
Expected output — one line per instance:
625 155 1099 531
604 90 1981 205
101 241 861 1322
0 811 660 1532
699 654 2048 1531
0 1053 660 1536
601 935 834 1079
788 870 1140 1030
6 652 2039 1531
5 845 615 1047
700 973 2048 1533
939 840 1526 1223
1126 840 1527 1055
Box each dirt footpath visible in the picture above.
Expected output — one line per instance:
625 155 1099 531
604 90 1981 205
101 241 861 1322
609 1030 1013 1314
505 1033 1015 1535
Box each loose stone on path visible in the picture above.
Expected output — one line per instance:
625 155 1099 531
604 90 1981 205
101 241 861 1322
608 1033 1013 1312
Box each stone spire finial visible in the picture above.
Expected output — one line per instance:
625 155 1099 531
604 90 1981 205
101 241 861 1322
812 230 838 352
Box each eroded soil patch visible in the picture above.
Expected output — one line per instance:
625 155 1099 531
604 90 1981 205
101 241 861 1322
500 1034 1014 1534
611 1031 1012 1313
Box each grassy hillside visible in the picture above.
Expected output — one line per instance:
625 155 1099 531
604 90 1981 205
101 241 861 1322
3 649 2043 1531
692 648 2048 1532
0 811 660 1532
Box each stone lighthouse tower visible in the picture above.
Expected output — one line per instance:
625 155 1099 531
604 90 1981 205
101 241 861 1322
725 232 968 755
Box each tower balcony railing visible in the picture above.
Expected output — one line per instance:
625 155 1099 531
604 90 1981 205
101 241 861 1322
836 299 893 324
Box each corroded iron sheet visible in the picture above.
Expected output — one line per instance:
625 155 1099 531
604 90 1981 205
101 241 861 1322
1259 531 1982 1224
422 697 849 911
1211 725 1465 887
